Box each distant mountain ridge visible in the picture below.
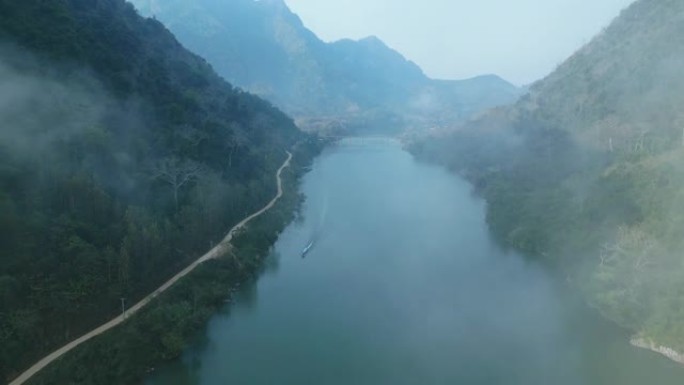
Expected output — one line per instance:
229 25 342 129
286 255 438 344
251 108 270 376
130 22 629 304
129 0 520 134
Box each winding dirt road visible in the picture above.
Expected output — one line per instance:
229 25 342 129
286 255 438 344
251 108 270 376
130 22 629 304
9 151 293 385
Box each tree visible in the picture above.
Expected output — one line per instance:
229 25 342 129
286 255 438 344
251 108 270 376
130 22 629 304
227 123 248 169
152 157 204 210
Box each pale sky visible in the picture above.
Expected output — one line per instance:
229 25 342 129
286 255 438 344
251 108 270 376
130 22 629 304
284 0 636 85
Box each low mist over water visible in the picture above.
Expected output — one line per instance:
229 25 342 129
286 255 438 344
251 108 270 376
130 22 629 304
147 140 684 385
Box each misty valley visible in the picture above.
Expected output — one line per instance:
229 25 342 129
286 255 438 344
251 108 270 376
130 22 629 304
2 0 684 385
144 140 684 385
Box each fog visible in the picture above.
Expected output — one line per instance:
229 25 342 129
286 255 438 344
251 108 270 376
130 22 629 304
405 0 684 374
6 0 684 384
0 47 108 155
0 45 150 200
284 0 635 84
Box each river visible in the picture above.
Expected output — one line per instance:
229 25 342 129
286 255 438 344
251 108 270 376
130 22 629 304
147 139 684 385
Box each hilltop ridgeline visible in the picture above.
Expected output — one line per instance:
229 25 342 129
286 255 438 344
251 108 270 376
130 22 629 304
130 0 521 135
411 0 684 355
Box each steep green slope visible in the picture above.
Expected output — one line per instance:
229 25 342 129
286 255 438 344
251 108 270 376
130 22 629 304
411 0 684 351
128 0 521 134
0 0 310 381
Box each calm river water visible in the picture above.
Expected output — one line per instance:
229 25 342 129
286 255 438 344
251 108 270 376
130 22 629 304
147 139 684 385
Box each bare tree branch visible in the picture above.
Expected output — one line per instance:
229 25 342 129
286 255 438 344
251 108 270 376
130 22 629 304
152 157 204 210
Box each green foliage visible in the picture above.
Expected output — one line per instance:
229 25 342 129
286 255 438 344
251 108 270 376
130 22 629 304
410 0 684 353
24 141 319 385
0 0 321 382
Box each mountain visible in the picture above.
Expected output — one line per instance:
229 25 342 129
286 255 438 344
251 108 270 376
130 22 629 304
410 0 684 354
128 0 521 134
0 0 314 381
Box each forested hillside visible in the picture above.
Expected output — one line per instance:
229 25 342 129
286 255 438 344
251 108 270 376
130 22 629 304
410 0 684 352
0 0 310 381
128 0 521 134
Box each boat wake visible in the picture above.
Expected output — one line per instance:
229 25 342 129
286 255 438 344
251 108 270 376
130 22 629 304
301 240 314 258
301 194 328 258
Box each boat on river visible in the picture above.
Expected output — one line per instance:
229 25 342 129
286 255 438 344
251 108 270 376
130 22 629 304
301 241 314 257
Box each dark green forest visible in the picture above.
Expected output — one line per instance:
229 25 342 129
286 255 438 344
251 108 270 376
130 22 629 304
410 0 684 352
24 146 319 385
0 0 315 382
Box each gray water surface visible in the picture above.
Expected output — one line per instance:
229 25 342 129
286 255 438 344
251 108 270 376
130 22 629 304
147 139 684 385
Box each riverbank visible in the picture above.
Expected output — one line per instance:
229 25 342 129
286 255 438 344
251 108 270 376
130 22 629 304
145 139 684 385
631 338 684 365
19 140 324 385
11 151 291 385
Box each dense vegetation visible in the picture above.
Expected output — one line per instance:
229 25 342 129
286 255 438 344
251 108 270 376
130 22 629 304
23 144 320 385
129 0 521 135
410 0 684 351
0 0 313 382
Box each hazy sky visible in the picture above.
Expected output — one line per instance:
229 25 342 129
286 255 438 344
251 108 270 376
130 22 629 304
284 0 635 85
